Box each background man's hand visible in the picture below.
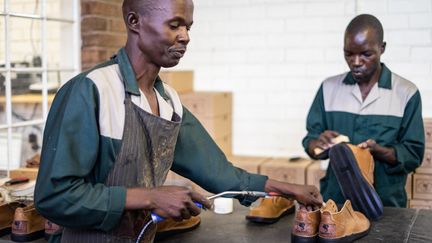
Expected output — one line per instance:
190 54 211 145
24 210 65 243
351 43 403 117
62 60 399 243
358 139 397 165
126 186 212 221
264 179 323 207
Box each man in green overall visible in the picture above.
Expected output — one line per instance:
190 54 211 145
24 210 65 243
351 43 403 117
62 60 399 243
34 0 323 242
303 14 425 208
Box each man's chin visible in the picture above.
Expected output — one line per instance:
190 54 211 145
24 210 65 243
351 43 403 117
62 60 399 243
161 59 181 68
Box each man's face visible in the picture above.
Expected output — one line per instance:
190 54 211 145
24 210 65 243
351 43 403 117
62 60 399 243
343 29 384 83
137 0 194 68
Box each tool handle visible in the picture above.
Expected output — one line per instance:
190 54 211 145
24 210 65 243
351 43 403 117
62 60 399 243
151 202 203 223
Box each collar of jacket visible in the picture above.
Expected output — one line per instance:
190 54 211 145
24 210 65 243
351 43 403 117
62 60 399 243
115 47 169 100
343 63 392 90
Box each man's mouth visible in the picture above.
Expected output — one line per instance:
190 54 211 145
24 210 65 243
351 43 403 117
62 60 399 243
170 48 186 58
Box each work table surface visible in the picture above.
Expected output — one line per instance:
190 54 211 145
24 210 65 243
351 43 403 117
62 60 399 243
1 201 431 242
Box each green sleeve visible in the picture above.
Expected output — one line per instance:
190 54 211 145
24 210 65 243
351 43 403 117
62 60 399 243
35 75 126 231
386 91 425 174
302 85 327 158
172 107 268 206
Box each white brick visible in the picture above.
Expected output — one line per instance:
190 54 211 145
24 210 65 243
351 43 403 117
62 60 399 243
231 64 268 77
267 3 304 18
247 49 285 63
388 0 432 13
357 0 388 14
212 50 248 63
409 14 432 28
325 48 345 62
194 8 230 21
387 30 432 45
381 46 411 62
267 34 305 48
380 14 410 30
305 1 345 16
212 0 249 6
285 48 325 62
411 47 432 61
229 35 267 48
230 5 266 19
267 64 307 77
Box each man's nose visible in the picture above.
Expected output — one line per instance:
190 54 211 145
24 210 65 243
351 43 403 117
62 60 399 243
177 27 190 44
353 55 362 66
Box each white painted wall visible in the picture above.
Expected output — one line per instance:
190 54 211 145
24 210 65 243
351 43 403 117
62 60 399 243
173 0 432 157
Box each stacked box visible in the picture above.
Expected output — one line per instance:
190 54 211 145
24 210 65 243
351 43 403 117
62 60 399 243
227 155 271 174
159 70 194 93
260 157 313 185
9 167 39 180
306 161 326 190
180 92 233 155
411 118 432 208
164 156 270 197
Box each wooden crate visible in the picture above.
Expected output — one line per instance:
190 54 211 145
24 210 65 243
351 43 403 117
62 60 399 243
306 161 326 190
159 70 193 93
413 173 432 200
416 148 432 174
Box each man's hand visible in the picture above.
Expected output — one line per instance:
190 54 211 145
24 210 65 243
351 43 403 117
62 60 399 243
264 179 323 207
358 139 397 165
308 130 339 158
125 186 212 221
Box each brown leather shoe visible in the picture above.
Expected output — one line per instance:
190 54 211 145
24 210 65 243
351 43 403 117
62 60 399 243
155 216 201 240
0 202 26 237
246 196 295 224
329 143 383 220
11 204 45 242
319 199 370 242
44 220 62 240
291 205 321 243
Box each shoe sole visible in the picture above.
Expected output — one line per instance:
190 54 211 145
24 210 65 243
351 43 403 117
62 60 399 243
0 227 11 237
155 220 201 240
291 233 318 243
11 229 45 242
318 225 370 243
329 144 383 221
245 204 295 224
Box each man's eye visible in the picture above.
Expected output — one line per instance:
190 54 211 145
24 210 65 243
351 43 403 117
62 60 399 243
169 22 180 29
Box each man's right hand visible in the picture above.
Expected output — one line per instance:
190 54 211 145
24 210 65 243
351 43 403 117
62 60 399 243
125 186 212 221
308 130 340 157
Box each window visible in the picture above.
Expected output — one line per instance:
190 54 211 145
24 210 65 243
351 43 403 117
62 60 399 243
0 0 80 176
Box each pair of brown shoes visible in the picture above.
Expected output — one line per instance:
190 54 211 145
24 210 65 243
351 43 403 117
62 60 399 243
246 196 295 223
0 202 59 242
291 199 370 243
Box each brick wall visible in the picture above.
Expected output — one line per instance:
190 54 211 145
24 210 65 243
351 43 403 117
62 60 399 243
81 0 126 70
169 0 432 157
79 0 432 157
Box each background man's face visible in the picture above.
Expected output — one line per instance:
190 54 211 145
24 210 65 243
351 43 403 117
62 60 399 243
137 0 194 68
343 29 384 83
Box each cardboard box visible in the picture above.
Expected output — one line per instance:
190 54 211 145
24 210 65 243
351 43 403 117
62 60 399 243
215 134 232 156
406 173 413 199
416 148 432 174
306 161 326 190
260 158 313 185
413 173 432 200
159 71 193 93
425 118 432 149
180 92 232 117
409 199 432 209
196 114 232 139
227 155 271 174
164 171 212 197
9 167 39 180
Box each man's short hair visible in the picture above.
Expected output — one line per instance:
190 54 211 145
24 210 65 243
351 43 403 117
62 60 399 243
345 14 384 44
122 0 166 21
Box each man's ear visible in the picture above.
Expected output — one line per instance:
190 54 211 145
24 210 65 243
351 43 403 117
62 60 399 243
381 42 386 54
126 12 140 33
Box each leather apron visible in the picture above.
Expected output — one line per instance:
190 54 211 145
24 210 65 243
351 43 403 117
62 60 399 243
61 86 181 243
